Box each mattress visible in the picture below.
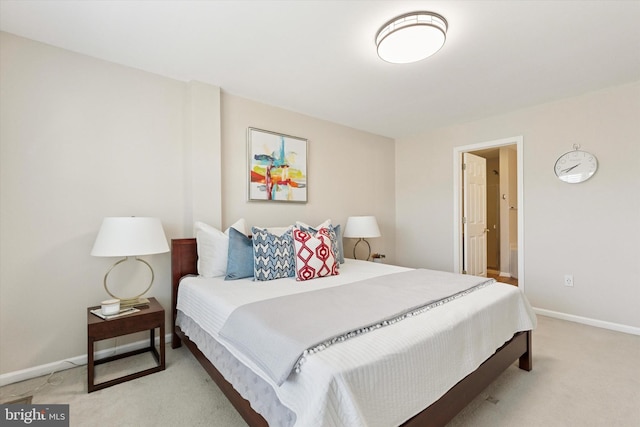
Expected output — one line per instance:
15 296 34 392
176 259 537 427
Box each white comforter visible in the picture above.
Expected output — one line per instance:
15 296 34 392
176 259 537 427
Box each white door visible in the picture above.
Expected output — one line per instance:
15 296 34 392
463 153 487 277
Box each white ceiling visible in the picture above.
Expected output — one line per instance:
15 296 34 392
1 0 639 139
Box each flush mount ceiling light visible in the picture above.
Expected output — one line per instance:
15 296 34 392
376 11 448 64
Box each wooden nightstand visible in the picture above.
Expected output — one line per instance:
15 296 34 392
87 297 165 392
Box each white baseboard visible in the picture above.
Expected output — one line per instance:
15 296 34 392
534 307 640 336
499 271 512 278
0 333 173 387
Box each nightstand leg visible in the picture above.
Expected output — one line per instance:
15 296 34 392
159 321 165 369
87 337 95 392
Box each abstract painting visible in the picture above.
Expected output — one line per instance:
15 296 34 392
248 128 308 203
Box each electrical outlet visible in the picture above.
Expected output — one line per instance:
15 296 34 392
564 274 574 287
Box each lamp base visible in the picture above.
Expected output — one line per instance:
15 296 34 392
119 297 150 309
353 238 372 261
103 257 155 308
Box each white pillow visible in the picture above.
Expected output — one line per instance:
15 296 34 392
226 218 248 236
195 219 247 277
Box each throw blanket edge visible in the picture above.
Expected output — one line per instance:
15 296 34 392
220 269 496 385
294 278 494 373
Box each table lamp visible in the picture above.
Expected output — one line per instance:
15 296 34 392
343 216 381 261
91 217 169 308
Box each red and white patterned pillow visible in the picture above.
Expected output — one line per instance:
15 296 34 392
292 228 339 281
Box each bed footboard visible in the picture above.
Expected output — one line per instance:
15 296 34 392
403 330 531 426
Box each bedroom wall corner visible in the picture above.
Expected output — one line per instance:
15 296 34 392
184 81 222 235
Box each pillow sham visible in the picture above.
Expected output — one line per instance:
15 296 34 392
296 219 332 230
226 218 248 236
225 227 254 280
296 220 344 264
195 222 228 277
252 227 295 281
292 228 339 281
195 219 248 277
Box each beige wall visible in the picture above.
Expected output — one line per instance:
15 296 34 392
395 81 640 329
219 93 396 260
0 32 187 376
0 32 396 377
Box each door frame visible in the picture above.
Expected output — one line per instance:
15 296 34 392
453 136 525 290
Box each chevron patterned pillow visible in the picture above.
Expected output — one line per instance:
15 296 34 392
252 227 296 281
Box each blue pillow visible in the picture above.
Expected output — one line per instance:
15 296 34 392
252 227 295 281
333 224 344 264
225 227 254 280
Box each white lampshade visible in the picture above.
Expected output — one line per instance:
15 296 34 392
343 216 381 239
91 217 169 257
376 12 448 64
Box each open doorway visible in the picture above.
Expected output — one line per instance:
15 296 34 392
453 136 524 290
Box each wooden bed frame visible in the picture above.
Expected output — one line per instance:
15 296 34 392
171 238 532 427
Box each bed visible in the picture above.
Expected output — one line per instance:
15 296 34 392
171 237 535 427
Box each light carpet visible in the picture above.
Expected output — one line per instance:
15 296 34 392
1 315 639 426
